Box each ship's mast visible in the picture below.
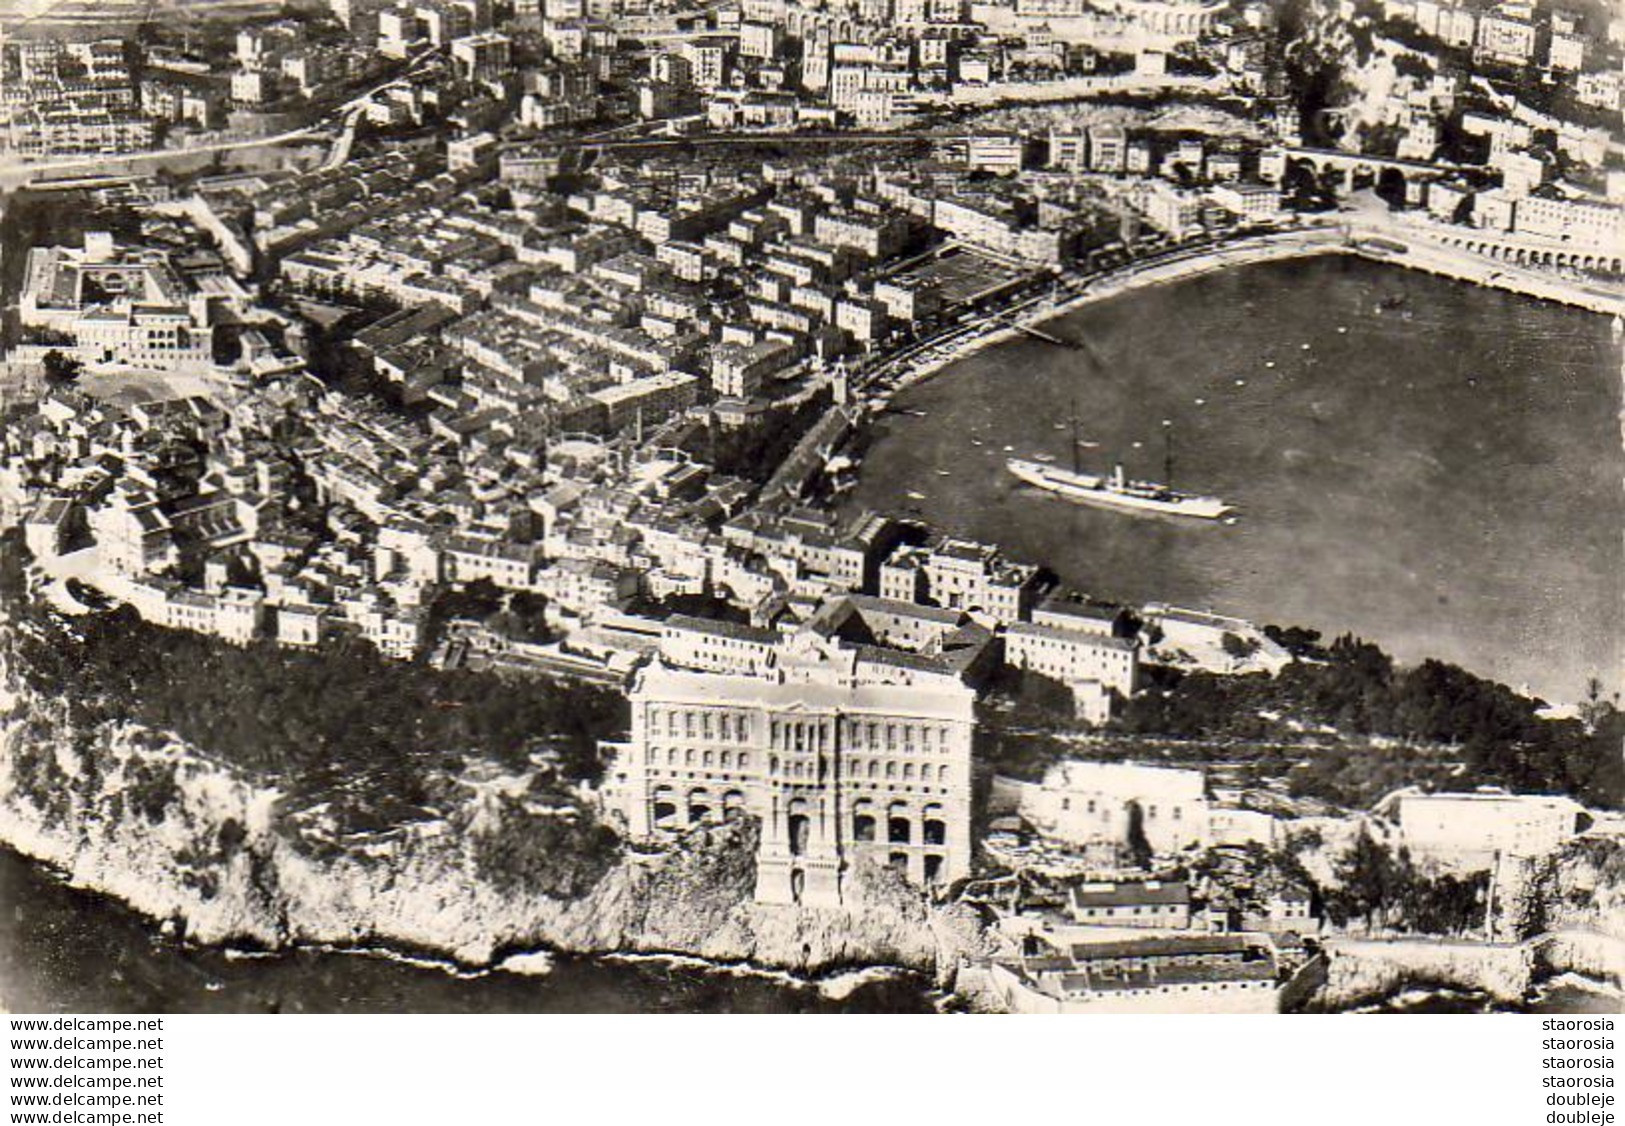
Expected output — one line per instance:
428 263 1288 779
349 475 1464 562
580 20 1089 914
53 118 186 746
1070 399 1081 476
1162 418 1173 487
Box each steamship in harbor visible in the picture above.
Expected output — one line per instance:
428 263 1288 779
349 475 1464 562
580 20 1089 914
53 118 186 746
1006 408 1233 521
1006 458 1234 520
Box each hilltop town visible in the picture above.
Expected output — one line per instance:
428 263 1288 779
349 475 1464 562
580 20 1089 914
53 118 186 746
0 0 1620 1012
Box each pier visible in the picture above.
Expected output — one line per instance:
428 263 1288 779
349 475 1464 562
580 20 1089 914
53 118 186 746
1008 321 1082 349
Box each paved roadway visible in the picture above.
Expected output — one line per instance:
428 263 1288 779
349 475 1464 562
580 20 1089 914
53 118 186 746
569 129 932 154
0 50 444 189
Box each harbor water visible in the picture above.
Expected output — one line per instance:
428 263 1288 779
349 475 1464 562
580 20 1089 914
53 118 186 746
845 255 1623 705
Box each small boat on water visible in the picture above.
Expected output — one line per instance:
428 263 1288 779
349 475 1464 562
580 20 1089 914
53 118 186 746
906 490 926 501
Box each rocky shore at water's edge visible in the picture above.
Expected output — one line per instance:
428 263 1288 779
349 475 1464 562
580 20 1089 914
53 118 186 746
0 675 993 988
2 652 1621 1010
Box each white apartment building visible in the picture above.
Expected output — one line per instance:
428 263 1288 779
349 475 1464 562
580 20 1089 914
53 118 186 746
1068 879 1192 928
1512 194 1625 248
1003 621 1138 721
1209 182 1281 224
1397 792 1582 858
660 614 780 676
1475 11 1535 64
890 536 1039 628
1020 761 1210 855
1048 130 1089 172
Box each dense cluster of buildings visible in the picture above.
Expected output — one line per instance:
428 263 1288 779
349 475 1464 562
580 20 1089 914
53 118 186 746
0 37 154 158
0 0 1615 943
0 19 379 157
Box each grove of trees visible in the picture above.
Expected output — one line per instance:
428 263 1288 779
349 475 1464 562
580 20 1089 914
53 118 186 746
1118 634 1624 810
7 597 629 867
1323 829 1490 935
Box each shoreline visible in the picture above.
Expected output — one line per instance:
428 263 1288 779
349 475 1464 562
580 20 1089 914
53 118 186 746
2 196 1621 1010
8 837 1617 1014
0 831 943 1010
1 838 935 1009
866 224 1623 409
0 695 982 988
843 227 1621 709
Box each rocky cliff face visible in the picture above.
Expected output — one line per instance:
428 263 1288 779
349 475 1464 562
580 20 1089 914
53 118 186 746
1314 937 1534 1009
0 682 990 985
1304 836 1625 1010
1498 837 1625 945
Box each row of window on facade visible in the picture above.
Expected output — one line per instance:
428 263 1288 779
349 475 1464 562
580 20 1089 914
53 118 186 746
841 757 952 784
766 719 953 754
645 745 753 770
1061 979 1269 998
1075 905 1185 918
1060 796 1187 821
784 851 948 901
648 791 950 849
849 812 948 846
647 707 955 755
645 744 956 784
650 707 752 743
785 796 949 849
650 785 746 829
831 719 956 754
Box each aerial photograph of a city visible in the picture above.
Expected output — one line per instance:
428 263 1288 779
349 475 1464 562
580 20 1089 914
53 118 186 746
0 0 1618 1016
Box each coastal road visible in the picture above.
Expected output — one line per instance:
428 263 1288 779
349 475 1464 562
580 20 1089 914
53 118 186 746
571 130 933 154
860 215 1621 411
1337 193 1625 316
855 225 1351 398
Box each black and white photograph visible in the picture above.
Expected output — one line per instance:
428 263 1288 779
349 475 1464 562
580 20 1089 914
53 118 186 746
0 0 1619 1028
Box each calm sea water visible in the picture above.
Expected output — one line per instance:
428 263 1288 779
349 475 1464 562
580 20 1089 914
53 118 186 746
0 849 933 1014
845 256 1623 704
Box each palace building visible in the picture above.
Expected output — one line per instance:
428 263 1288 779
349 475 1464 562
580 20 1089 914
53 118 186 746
19 233 214 373
601 596 992 907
